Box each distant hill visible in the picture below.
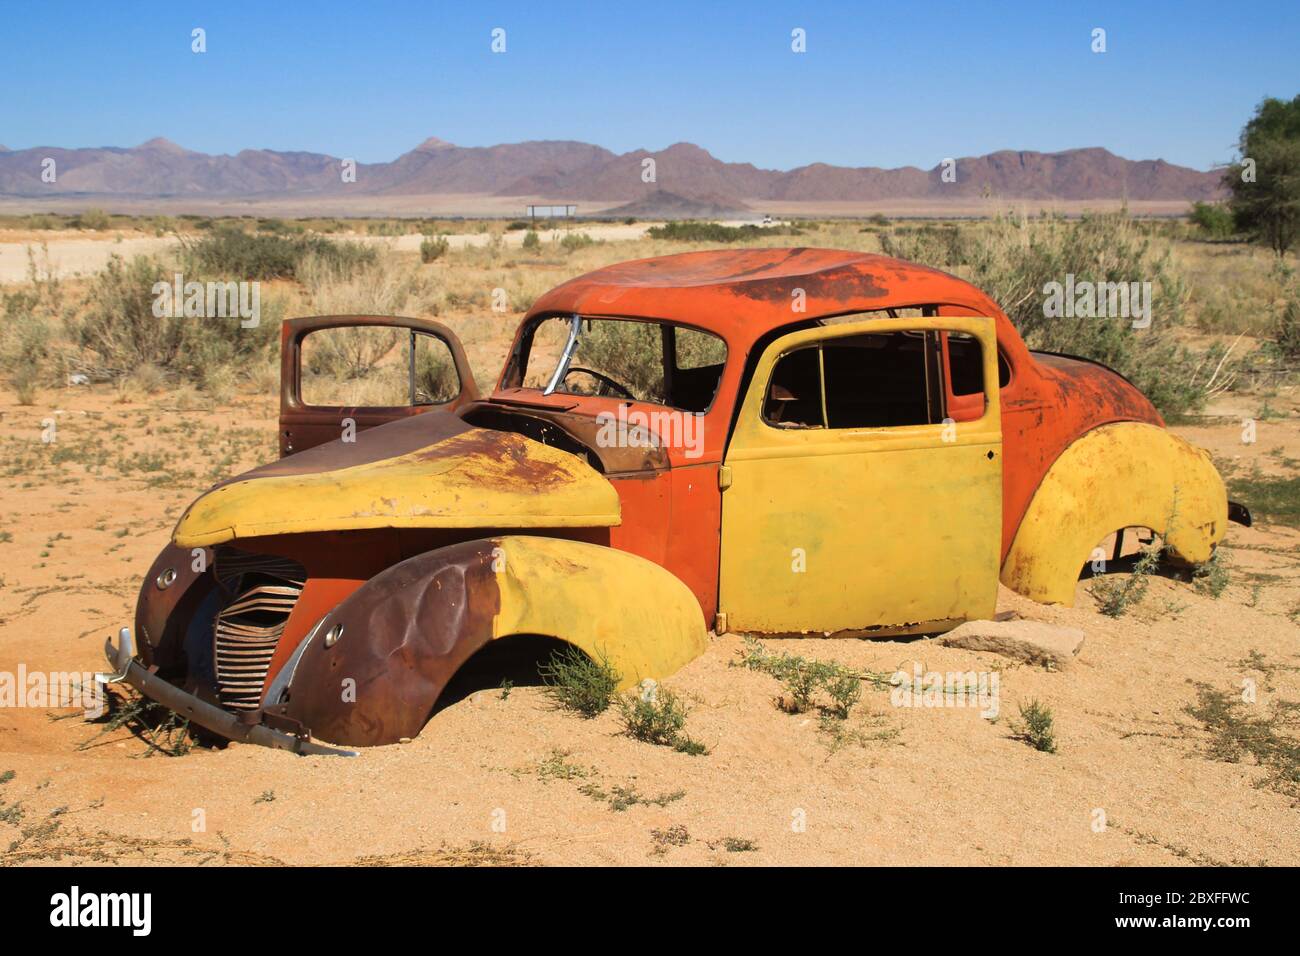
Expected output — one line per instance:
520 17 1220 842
0 136 1224 207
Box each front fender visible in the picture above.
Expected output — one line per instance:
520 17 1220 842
279 535 708 746
1000 422 1228 605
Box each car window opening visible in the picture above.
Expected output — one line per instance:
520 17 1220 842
519 314 728 413
764 329 985 429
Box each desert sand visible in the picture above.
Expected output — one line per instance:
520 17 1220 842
0 385 1296 867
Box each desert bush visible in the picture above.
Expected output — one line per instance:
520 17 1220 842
71 254 281 389
1276 296 1300 360
72 255 185 375
559 231 596 252
1014 699 1058 753
736 637 878 719
298 251 426 316
302 327 399 382
420 235 449 263
618 687 708 755
414 342 458 403
646 220 803 242
539 645 620 717
76 208 111 231
1193 550 1231 598
522 229 541 252
1 293 51 404
1189 201 1235 239
182 227 376 280
574 320 666 402
1090 540 1161 617
880 212 1209 416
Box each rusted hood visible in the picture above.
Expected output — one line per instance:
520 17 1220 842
172 413 621 548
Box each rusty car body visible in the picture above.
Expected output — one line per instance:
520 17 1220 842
102 248 1241 754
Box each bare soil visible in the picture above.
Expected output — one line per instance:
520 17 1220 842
1 387 1297 867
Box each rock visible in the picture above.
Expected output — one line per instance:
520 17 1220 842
941 620 1085 668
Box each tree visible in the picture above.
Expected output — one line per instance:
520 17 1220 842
1225 95 1300 256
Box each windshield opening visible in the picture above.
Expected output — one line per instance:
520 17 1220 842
514 315 727 413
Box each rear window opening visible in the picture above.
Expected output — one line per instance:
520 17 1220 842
946 331 1011 395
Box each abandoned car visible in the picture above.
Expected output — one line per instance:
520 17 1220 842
101 248 1242 754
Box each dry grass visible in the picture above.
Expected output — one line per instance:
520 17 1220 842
2 214 1296 413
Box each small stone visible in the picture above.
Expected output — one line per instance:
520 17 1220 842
941 620 1085 668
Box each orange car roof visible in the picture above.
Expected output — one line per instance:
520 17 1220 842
526 247 1005 350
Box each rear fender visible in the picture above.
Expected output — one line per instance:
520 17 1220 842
1000 422 1228 605
278 535 707 746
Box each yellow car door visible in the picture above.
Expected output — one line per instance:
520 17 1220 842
718 316 1003 635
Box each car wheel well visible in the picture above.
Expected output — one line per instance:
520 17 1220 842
430 633 581 715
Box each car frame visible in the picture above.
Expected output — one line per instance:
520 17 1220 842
102 247 1243 753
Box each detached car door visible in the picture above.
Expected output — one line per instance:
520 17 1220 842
279 314 479 456
718 315 1003 635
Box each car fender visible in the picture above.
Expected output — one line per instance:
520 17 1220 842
277 535 708 746
1000 422 1227 606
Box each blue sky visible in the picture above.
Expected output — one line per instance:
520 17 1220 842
1 1 1296 171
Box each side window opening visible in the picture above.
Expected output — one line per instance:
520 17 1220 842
762 330 945 429
824 332 934 428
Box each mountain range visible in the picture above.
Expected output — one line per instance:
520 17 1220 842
0 136 1223 213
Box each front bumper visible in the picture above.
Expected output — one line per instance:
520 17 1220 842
98 628 355 757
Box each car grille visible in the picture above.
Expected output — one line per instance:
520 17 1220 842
212 547 306 711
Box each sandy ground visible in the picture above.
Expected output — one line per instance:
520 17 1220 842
0 382 1297 867
0 223 661 284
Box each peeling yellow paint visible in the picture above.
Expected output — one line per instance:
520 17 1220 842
1001 422 1227 605
173 429 621 548
719 316 1004 634
490 535 708 687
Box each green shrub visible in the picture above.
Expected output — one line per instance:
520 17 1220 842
538 645 620 717
521 230 541 251
1090 540 1161 617
1 292 51 404
736 637 879 719
880 212 1208 417
559 231 596 252
182 228 376 280
77 208 111 231
420 235 449 263
1189 201 1235 239
618 687 708 755
1015 699 1058 753
72 254 281 388
1192 550 1231 598
646 220 803 242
